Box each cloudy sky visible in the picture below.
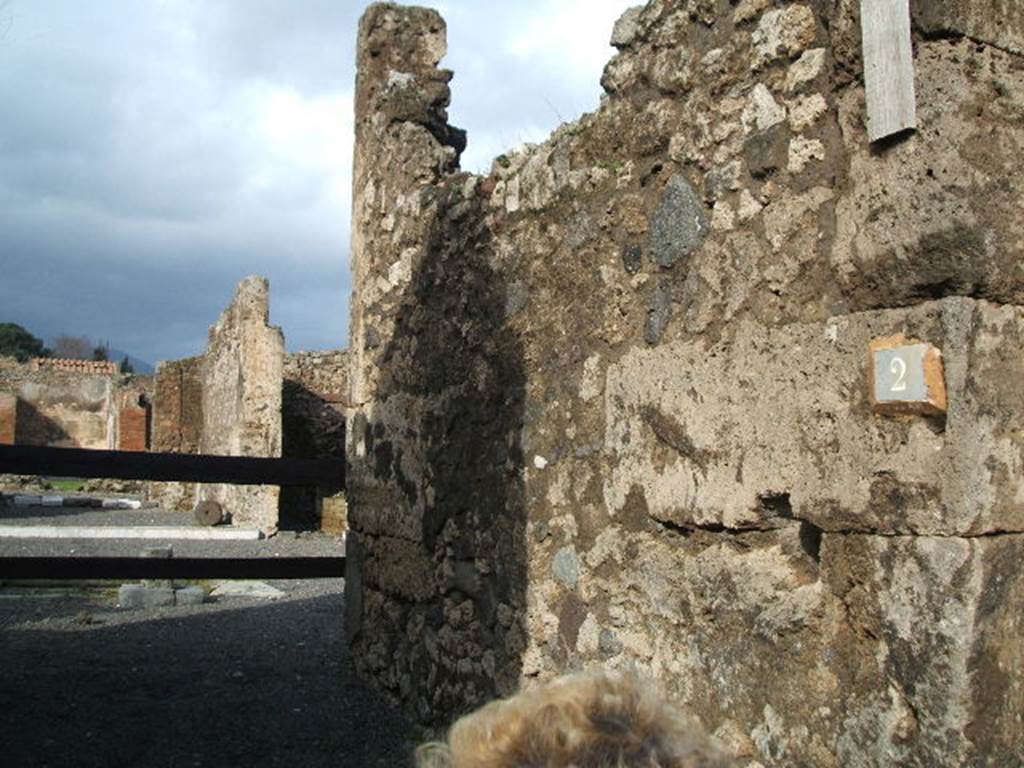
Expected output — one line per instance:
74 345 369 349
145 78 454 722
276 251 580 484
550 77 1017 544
0 0 635 366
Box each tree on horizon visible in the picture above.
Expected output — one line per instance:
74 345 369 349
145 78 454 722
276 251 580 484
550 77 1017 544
0 323 51 362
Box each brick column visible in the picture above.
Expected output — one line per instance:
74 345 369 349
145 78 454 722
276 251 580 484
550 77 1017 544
0 394 15 444
118 406 148 451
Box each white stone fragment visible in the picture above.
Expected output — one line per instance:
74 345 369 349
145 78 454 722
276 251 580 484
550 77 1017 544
533 455 549 470
386 70 415 89
610 5 644 48
209 581 286 600
580 354 603 402
712 200 736 231
101 498 142 510
752 5 817 69
505 176 521 213
788 93 828 132
742 84 786 133
788 137 826 173
785 48 827 92
737 190 764 222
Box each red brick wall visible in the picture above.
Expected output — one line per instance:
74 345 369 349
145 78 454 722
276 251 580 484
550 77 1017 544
153 357 203 453
118 407 148 451
0 394 14 445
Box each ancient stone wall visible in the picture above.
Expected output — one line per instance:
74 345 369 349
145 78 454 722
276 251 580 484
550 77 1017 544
0 392 15 445
281 350 349 529
0 356 118 449
346 2 1024 764
198 276 284 534
149 356 204 510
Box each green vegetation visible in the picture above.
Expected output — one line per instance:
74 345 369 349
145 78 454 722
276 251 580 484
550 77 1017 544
92 342 110 362
47 479 84 492
0 322 50 362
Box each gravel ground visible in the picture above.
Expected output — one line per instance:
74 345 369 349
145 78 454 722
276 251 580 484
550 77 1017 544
0 500 419 768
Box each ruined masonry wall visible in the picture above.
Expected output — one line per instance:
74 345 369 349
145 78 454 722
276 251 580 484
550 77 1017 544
0 393 15 445
149 356 204 511
282 350 349 462
346 1 1024 765
199 276 284 534
0 356 121 450
281 350 350 529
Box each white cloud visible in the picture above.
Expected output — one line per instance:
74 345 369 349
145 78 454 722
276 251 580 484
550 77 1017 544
505 0 633 78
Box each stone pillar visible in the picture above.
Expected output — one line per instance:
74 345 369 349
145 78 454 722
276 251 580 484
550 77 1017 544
349 2 463 409
349 3 531 724
348 0 461 698
0 393 15 445
199 276 284 534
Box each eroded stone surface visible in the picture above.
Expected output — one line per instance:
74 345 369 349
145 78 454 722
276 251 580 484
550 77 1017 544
604 299 1023 537
200 276 284 534
346 2 1024 764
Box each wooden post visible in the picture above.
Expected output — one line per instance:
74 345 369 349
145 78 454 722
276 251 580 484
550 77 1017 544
860 0 917 143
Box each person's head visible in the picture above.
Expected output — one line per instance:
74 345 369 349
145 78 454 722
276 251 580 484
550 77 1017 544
416 668 730 768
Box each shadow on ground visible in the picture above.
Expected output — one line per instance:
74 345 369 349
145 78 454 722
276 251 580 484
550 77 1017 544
0 589 416 767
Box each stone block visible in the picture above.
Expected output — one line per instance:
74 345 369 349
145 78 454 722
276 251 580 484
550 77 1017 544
824 533 1024 766
174 586 206 606
118 584 175 609
911 0 1024 55
321 494 348 535
604 298 1024 536
141 546 173 590
832 40 1024 311
648 175 708 268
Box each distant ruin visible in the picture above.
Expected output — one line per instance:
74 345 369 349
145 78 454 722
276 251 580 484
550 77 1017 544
345 1 1024 765
1 277 349 536
0 355 151 452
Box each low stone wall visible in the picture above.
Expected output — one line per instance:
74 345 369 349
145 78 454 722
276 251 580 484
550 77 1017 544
345 2 1024 765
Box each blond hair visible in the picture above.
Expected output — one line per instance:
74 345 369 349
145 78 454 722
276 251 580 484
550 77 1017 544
416 669 730 768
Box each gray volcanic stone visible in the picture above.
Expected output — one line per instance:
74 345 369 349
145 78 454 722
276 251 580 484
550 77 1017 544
622 244 643 274
744 123 789 178
644 279 674 345
552 546 579 588
118 584 175 609
174 586 206 606
649 175 708 268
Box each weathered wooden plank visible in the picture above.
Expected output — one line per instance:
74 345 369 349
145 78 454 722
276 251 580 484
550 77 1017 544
0 444 344 489
0 555 346 580
860 0 917 142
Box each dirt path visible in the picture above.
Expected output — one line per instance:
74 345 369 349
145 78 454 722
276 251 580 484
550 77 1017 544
0 580 417 767
0 498 418 767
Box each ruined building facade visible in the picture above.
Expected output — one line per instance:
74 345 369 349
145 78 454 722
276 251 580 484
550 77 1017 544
345 1 1024 765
